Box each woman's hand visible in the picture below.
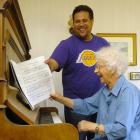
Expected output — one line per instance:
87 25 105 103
78 120 96 132
50 91 74 109
78 120 105 135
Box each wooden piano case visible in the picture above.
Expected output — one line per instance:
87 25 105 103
0 0 78 139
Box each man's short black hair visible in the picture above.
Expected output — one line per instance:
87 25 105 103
72 5 94 20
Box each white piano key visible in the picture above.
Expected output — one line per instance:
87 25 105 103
51 112 62 123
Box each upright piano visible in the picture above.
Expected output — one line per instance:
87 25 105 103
0 0 79 139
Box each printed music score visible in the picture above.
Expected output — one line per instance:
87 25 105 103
10 56 54 110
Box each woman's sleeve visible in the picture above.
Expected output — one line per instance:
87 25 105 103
73 89 101 115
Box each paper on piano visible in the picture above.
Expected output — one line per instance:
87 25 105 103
10 56 54 110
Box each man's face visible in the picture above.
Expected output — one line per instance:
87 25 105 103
73 11 93 41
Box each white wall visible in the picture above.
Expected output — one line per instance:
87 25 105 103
18 0 140 120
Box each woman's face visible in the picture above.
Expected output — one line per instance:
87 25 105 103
94 61 112 85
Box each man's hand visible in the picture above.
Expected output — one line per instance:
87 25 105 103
50 91 61 100
44 58 59 72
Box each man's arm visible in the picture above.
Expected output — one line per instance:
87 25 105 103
44 58 59 72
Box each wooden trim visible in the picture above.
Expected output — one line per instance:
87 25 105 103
0 104 7 109
6 87 39 124
4 0 31 59
13 0 31 50
7 31 25 61
0 110 79 140
0 9 4 78
0 0 7 7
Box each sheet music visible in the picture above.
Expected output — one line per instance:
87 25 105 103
10 56 54 110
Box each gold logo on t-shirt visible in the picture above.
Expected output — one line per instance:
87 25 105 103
76 50 96 67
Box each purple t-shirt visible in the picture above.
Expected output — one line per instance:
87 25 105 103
51 35 109 99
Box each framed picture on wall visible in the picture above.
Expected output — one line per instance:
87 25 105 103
96 33 137 66
130 72 140 80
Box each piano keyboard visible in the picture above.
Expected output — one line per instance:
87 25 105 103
39 112 62 124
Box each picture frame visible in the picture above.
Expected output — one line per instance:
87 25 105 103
130 72 140 80
96 33 137 66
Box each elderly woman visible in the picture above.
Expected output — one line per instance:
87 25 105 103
51 46 140 140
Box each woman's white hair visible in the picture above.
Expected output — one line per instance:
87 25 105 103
96 46 128 76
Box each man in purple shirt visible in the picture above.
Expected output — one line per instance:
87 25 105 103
45 5 109 140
